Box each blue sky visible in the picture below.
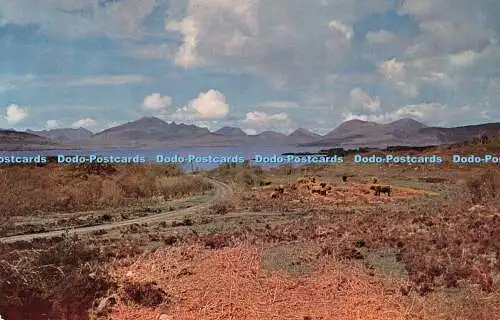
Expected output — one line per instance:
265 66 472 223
0 0 499 134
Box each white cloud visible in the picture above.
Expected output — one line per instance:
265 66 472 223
190 90 230 119
142 93 172 111
4 104 29 124
62 75 151 86
399 0 498 58
366 29 396 44
349 88 380 111
448 50 479 67
174 89 230 120
378 58 406 82
164 0 390 89
392 103 490 126
166 18 204 68
377 58 419 97
328 20 353 40
242 128 257 135
244 111 292 128
45 120 60 129
343 102 491 127
385 46 499 94
342 111 400 123
71 118 97 130
394 103 448 121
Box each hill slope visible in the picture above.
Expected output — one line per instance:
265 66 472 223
288 128 322 143
87 117 211 147
0 130 60 150
304 118 500 148
27 128 93 143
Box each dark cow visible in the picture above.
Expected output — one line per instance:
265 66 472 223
274 185 285 194
370 185 391 197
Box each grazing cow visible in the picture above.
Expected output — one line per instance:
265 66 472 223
370 185 391 197
311 187 322 194
480 134 489 145
275 185 285 194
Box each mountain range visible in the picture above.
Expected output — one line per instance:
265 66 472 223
1 117 499 150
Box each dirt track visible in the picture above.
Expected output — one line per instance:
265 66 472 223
0 177 232 243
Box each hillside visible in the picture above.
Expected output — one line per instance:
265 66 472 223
27 127 93 143
215 126 248 137
288 128 322 143
304 118 437 147
0 130 60 150
304 119 500 148
2 117 499 149
420 123 500 144
87 117 211 147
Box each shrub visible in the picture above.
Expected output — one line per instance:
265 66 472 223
0 164 209 217
209 200 234 215
466 169 499 205
122 282 169 307
0 237 115 320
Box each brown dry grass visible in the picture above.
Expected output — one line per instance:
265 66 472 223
0 164 211 216
237 177 430 213
110 245 409 320
2 155 500 319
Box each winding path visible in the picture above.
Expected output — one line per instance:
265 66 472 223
0 178 232 244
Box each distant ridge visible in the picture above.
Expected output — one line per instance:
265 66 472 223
1 116 499 150
88 116 211 147
305 118 434 147
0 129 59 150
27 127 93 143
215 126 247 137
289 128 322 143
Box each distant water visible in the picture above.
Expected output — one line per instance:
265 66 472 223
0 146 323 171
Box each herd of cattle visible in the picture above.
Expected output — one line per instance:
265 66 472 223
270 176 392 199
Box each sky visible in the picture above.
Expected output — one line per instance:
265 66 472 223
0 0 499 134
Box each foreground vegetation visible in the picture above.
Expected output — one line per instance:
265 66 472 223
1 148 500 319
0 163 211 216
0 163 213 236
